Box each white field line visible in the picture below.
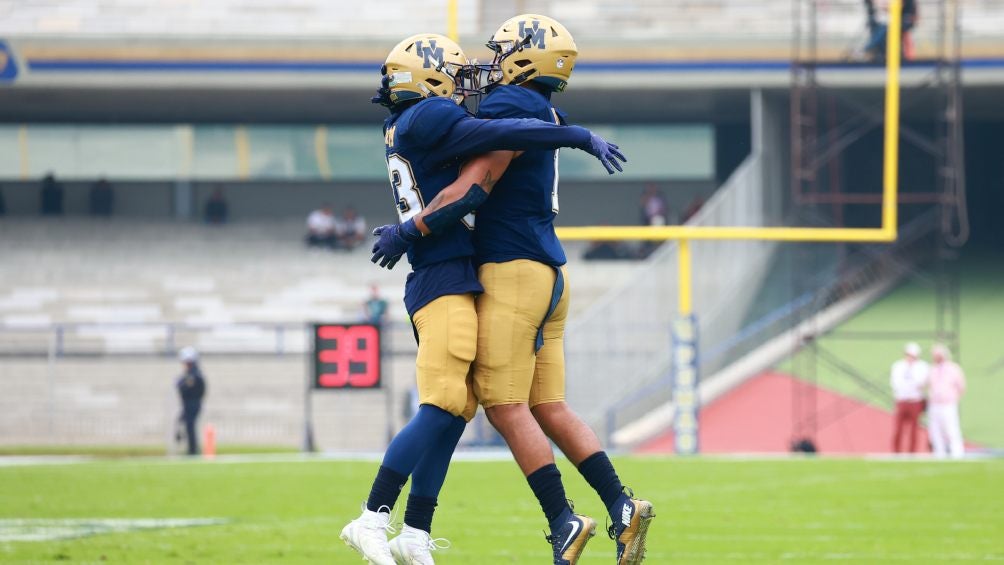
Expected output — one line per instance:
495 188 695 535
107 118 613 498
0 518 227 542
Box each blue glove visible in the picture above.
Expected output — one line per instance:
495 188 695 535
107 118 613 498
371 219 422 270
370 75 394 108
585 132 627 174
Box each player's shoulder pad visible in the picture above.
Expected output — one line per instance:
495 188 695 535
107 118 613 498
397 97 468 144
477 85 549 119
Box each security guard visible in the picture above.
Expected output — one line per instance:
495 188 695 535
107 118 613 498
176 346 206 455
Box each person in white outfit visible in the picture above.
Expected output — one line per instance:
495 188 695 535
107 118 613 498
890 342 929 453
927 343 967 459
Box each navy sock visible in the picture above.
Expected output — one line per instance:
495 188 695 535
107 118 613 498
366 465 408 512
367 404 456 512
404 494 438 534
577 451 625 519
526 463 570 533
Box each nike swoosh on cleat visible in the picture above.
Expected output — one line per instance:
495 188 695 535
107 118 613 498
560 519 581 555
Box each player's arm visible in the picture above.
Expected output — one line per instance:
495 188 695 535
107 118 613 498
408 104 624 175
369 151 514 268
404 99 624 172
412 151 515 235
445 117 623 174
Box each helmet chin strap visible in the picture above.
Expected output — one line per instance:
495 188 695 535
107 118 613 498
512 69 538 85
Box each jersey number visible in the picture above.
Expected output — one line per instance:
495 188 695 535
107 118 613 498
386 153 475 229
387 154 423 223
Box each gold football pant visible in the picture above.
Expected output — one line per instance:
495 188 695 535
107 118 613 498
472 259 569 408
412 293 479 421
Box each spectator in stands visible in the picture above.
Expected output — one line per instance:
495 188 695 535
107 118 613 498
640 183 670 226
305 203 337 249
927 343 967 459
638 185 671 258
861 0 918 62
204 186 229 224
88 177 114 217
40 172 64 216
334 206 366 250
363 284 389 325
176 346 207 456
890 342 929 454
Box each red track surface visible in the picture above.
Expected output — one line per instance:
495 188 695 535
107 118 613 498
637 371 931 454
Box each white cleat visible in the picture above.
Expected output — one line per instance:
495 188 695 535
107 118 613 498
340 506 397 565
389 525 451 565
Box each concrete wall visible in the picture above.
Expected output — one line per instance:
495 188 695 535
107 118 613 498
0 353 422 451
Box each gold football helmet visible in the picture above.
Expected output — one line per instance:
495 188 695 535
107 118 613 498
382 33 469 105
488 14 578 92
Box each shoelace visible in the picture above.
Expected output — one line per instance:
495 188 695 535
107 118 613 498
360 502 399 537
544 531 563 562
425 537 451 552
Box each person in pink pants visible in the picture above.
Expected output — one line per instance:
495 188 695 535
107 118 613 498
927 344 967 459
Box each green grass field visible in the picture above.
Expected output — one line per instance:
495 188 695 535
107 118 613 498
1 456 1002 563
782 256 1004 447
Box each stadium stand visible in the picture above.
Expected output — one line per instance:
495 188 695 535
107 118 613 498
0 218 643 448
0 219 636 346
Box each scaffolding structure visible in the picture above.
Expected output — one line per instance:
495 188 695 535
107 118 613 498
787 0 967 449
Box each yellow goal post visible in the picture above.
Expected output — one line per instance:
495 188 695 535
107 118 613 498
552 0 903 316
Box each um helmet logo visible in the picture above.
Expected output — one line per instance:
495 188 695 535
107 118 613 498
518 20 546 49
414 40 444 69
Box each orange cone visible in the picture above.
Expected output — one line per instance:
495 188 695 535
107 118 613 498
203 423 216 460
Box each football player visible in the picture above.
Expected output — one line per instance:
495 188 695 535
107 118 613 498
371 18 653 564
468 15 656 565
340 33 627 565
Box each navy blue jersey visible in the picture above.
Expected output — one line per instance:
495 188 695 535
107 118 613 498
473 86 567 267
385 98 479 316
383 96 591 315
